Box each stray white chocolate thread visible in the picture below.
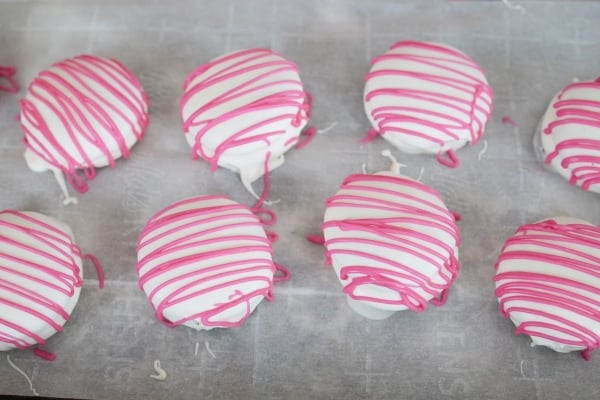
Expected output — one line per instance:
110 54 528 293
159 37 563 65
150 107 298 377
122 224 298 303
501 0 526 14
317 121 338 134
477 139 489 161
361 163 368 174
52 168 78 205
381 149 406 175
150 360 167 381
6 355 39 397
417 167 425 182
573 77 580 83
194 342 200 357
205 341 217 359
520 360 526 378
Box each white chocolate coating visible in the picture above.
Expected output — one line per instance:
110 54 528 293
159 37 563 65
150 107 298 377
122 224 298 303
0 211 83 352
539 79 600 193
136 195 276 330
180 48 310 187
364 41 493 159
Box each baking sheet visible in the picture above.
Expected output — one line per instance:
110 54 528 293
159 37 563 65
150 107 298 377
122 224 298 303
2 0 600 399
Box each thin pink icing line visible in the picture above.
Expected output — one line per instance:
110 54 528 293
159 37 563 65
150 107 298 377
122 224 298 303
323 173 459 311
84 254 104 288
182 48 272 90
190 105 297 167
264 229 279 243
334 250 457 292
496 280 600 318
495 219 600 360
503 234 600 265
33 348 56 361
138 240 272 283
180 49 311 168
502 115 519 127
20 55 149 193
49 61 131 155
294 126 316 149
141 214 264 257
187 82 304 130
185 56 300 114
274 263 290 282
149 261 272 305
333 174 458 227
143 195 243 230
139 215 259 254
0 292 64 331
324 217 457 258
250 151 274 221
372 104 467 140
437 148 459 168
0 66 19 93
360 128 378 144
306 234 325 245
324 222 449 266
0 280 70 320
249 150 287 294
508 307 598 345
182 64 301 126
340 271 428 312
200 52 291 86
0 318 46 348
429 288 450 306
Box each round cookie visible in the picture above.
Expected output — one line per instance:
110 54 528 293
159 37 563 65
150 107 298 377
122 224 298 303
363 40 494 167
537 78 600 193
20 54 149 204
136 195 283 330
494 217 600 360
180 48 312 197
0 210 84 352
322 170 460 319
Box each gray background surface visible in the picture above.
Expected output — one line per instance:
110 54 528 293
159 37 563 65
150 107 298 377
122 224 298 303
1 0 600 399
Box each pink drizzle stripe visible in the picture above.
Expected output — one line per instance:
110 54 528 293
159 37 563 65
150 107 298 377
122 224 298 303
179 48 312 170
543 79 600 191
0 211 84 350
136 195 278 328
364 41 493 166
0 66 19 93
323 173 460 312
494 219 600 359
20 55 149 193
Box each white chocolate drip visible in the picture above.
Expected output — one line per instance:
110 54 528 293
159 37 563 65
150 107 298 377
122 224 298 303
150 360 167 381
6 355 39 397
